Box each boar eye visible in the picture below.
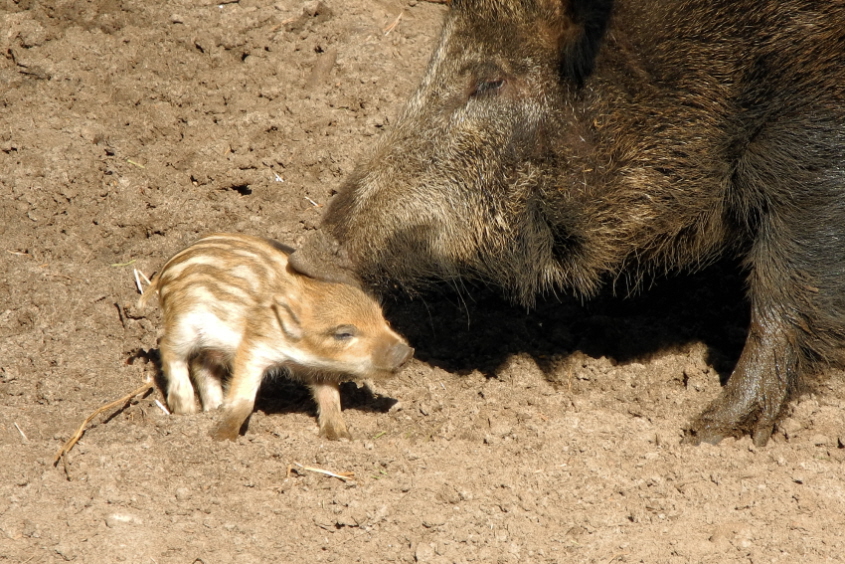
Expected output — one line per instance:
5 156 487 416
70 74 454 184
471 79 505 97
333 325 358 341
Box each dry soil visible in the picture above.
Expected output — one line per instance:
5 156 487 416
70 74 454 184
2 1 845 563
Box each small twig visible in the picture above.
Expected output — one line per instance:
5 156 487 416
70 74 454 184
336 528 371 546
58 450 72 481
111 259 137 267
154 399 171 415
42 271 82 283
304 196 321 207
115 302 132 333
291 461 355 482
126 159 145 169
14 422 28 441
383 11 403 35
53 381 155 465
271 16 297 31
133 268 149 294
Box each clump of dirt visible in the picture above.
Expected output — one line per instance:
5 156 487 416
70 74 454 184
2 0 845 562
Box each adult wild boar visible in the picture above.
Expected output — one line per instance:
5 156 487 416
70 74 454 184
289 0 845 446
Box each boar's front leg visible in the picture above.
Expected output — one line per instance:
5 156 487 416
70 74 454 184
687 194 845 446
686 308 797 447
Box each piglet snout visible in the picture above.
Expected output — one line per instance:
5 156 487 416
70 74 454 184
388 342 414 371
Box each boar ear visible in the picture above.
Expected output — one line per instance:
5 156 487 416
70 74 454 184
288 232 364 290
272 295 303 341
557 0 614 85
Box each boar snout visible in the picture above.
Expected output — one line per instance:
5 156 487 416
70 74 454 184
289 231 361 288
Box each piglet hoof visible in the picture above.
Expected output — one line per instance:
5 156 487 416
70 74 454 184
167 394 198 415
210 418 242 441
319 418 352 441
312 382 351 440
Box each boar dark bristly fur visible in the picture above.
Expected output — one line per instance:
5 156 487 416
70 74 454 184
289 0 845 446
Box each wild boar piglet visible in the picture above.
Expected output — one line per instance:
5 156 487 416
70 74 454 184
139 233 413 441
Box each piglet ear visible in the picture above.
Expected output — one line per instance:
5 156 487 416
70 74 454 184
272 294 303 341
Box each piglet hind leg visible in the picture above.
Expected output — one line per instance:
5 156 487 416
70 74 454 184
211 346 268 441
159 344 198 414
190 355 225 412
311 381 351 440
211 402 253 441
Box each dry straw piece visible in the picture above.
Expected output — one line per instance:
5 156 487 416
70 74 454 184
53 381 156 465
288 461 356 482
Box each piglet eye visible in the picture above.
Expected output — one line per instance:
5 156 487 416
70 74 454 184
333 324 358 341
472 79 505 97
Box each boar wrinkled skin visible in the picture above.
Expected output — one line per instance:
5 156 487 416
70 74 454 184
289 0 845 446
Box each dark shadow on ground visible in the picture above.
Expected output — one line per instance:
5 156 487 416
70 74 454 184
383 257 751 385
254 377 397 419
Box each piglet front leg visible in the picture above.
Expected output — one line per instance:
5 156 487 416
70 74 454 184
211 344 268 441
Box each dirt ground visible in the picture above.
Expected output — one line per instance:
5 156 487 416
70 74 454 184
2 1 845 562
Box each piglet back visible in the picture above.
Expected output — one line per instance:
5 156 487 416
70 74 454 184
137 233 296 313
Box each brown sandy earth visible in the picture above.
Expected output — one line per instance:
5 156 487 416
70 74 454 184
2 1 845 562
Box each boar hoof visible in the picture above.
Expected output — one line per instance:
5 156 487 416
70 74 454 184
684 393 782 447
685 314 795 447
